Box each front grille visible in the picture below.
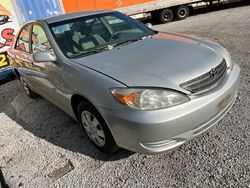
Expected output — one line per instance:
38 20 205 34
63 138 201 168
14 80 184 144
179 59 227 93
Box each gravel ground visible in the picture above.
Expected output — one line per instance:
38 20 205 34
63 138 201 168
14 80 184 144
0 4 250 188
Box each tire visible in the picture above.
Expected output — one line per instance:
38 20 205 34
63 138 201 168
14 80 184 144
77 101 119 154
176 5 190 20
20 76 38 98
159 9 174 24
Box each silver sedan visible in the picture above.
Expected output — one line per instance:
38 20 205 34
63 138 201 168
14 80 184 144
8 10 240 154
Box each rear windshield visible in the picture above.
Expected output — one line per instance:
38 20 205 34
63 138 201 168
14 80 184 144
49 12 155 58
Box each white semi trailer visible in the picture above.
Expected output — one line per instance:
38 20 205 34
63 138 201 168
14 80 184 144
116 0 244 23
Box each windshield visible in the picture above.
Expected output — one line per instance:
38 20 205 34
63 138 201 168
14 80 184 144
49 12 155 58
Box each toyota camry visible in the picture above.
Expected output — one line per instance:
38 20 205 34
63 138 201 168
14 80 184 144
8 10 240 154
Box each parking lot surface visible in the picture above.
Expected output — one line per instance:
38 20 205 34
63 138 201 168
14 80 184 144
0 4 249 188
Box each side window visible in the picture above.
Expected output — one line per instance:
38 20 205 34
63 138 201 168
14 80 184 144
31 25 53 53
15 26 31 53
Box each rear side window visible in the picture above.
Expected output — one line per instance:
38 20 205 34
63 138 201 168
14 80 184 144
31 25 53 53
15 26 31 53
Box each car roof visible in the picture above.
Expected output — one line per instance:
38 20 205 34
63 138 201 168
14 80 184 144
43 10 115 24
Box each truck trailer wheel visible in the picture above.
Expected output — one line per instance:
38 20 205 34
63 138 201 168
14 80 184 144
159 9 174 23
176 5 190 20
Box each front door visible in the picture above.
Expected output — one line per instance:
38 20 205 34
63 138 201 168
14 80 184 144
30 24 68 110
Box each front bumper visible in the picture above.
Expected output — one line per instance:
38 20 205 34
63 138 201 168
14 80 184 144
100 64 240 154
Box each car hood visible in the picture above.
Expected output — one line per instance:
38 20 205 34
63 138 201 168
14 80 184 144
72 32 224 92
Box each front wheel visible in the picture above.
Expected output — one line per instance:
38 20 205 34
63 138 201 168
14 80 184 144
77 101 119 154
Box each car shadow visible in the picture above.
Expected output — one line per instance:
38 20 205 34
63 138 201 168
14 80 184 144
0 80 133 161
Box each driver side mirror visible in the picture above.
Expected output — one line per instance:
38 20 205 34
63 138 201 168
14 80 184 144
33 50 57 62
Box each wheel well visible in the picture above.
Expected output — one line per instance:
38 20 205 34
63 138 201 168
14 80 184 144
71 94 92 120
152 5 192 15
71 94 118 146
171 4 192 12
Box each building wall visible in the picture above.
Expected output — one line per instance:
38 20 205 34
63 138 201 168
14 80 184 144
0 0 19 69
0 0 64 70
12 0 64 26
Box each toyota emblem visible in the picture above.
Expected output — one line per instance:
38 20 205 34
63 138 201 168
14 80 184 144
210 68 218 78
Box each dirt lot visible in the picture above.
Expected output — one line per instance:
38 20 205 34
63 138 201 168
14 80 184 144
0 4 250 188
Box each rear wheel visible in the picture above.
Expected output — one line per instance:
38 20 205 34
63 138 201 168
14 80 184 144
20 76 38 98
77 101 119 154
176 5 190 20
158 9 174 23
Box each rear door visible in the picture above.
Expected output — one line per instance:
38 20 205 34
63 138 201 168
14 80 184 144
10 25 38 88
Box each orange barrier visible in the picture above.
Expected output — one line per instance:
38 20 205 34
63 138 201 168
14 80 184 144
62 0 154 13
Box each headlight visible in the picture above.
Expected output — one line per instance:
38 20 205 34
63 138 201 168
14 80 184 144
110 88 190 110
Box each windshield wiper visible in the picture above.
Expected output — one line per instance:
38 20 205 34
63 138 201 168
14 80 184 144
70 36 150 58
71 49 102 58
112 38 142 48
71 45 114 58
112 34 153 48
